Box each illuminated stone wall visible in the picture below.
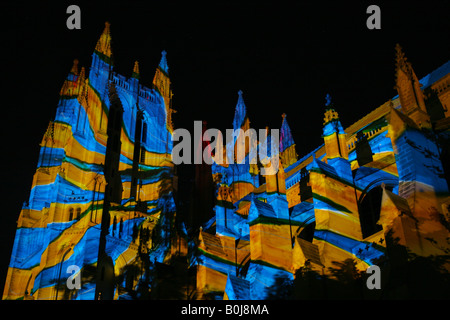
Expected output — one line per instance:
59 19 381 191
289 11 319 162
3 23 183 300
3 22 449 300
194 49 450 299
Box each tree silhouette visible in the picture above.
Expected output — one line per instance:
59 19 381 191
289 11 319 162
265 272 294 300
288 230 450 300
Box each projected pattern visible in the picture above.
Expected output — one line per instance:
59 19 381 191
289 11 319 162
3 23 450 300
3 23 184 300
193 47 450 299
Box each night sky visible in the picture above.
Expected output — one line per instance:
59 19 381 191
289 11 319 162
1 1 449 293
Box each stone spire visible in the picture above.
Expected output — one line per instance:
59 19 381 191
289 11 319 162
322 94 348 160
159 50 169 74
78 66 85 82
395 44 409 75
279 113 297 168
60 59 83 97
152 50 174 133
70 59 79 75
77 67 87 102
132 60 140 79
394 44 430 128
280 113 295 152
94 22 112 61
233 90 247 131
323 94 340 125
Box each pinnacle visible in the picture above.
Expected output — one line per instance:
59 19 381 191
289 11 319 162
395 43 408 69
101 21 111 37
325 93 333 108
395 43 404 58
70 59 79 75
78 66 85 81
323 95 340 125
280 113 295 153
394 43 416 82
159 50 169 74
132 60 140 79
95 21 112 59
233 89 247 130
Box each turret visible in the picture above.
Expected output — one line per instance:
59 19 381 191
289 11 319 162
230 90 252 163
131 60 140 79
322 94 352 181
56 59 87 128
129 60 140 99
279 113 298 168
322 94 348 160
394 44 431 129
59 59 84 98
232 90 248 132
153 50 175 132
89 22 113 93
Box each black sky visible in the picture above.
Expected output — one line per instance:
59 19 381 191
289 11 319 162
1 0 449 293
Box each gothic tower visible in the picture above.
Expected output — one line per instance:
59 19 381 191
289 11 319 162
394 44 431 129
3 22 182 301
322 94 348 161
280 113 298 168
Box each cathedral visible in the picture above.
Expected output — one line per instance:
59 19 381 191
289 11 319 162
3 22 450 300
3 22 186 300
193 44 450 299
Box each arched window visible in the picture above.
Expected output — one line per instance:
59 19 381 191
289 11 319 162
76 208 81 220
69 208 74 221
